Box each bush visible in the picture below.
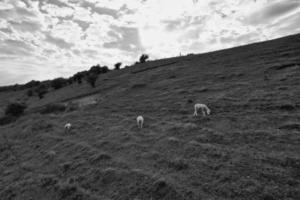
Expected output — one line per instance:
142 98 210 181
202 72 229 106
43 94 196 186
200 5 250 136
24 80 40 88
0 115 17 126
40 103 66 114
35 84 48 99
73 72 87 84
66 78 73 85
89 64 102 74
114 62 122 70
139 54 149 63
26 90 33 97
101 66 110 73
51 78 67 90
89 65 110 75
86 73 98 88
5 102 27 117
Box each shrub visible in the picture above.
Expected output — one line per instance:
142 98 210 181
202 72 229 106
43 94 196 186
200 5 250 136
139 54 149 63
66 78 73 85
35 84 48 99
0 115 17 126
86 73 98 88
114 62 122 70
5 102 27 117
24 80 40 88
40 103 66 114
89 65 110 74
51 78 67 90
73 72 87 84
89 64 102 74
26 90 33 97
101 66 110 73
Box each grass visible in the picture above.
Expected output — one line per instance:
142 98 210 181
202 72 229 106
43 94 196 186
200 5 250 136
0 33 300 200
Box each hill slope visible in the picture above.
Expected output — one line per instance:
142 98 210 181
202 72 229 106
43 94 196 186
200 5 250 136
0 34 300 200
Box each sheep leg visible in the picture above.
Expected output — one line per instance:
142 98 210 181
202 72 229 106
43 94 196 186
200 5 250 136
193 108 198 116
201 108 206 116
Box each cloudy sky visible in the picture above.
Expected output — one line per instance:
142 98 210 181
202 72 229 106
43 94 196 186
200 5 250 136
0 0 299 86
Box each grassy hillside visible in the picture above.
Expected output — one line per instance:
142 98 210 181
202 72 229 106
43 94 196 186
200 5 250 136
0 33 300 200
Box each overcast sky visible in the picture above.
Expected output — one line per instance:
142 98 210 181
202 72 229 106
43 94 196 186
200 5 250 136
0 0 299 86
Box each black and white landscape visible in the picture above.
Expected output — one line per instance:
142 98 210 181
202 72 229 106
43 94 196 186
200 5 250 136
0 0 300 200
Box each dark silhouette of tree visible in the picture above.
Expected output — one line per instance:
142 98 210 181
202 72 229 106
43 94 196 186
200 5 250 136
139 54 149 63
24 80 40 88
35 84 48 99
73 71 86 84
86 73 98 88
89 64 102 74
89 64 111 74
101 66 110 73
114 62 122 70
51 78 67 90
67 78 73 85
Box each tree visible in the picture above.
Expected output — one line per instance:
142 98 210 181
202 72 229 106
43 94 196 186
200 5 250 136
73 72 86 84
89 64 102 75
24 80 40 88
51 78 67 90
114 62 122 70
101 66 110 73
86 73 98 88
35 84 48 99
139 54 149 63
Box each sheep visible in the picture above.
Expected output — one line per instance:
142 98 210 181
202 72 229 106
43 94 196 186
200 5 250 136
193 103 211 117
137 116 144 129
64 123 72 133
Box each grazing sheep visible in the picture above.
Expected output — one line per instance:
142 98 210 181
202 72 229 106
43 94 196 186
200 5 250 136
193 103 211 117
137 116 144 129
64 123 72 132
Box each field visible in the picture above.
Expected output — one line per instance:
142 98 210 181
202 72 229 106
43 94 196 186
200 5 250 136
0 33 300 200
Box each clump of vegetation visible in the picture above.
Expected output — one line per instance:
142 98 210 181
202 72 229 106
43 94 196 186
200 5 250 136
0 115 17 125
40 103 66 114
51 78 67 90
0 102 27 125
5 102 27 117
139 54 149 63
73 71 87 84
86 73 98 88
26 90 33 97
24 80 40 88
114 62 122 70
89 64 110 74
35 84 48 99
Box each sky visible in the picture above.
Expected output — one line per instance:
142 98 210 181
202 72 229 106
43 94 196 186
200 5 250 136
0 0 300 86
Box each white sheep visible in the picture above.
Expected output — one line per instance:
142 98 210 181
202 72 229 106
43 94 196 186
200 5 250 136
193 103 211 117
136 116 144 129
64 123 72 132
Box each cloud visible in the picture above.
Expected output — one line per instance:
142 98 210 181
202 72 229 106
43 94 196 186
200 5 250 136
0 39 34 56
73 19 90 31
244 0 300 25
44 33 74 49
40 3 74 17
103 26 144 52
0 0 300 86
9 20 41 32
